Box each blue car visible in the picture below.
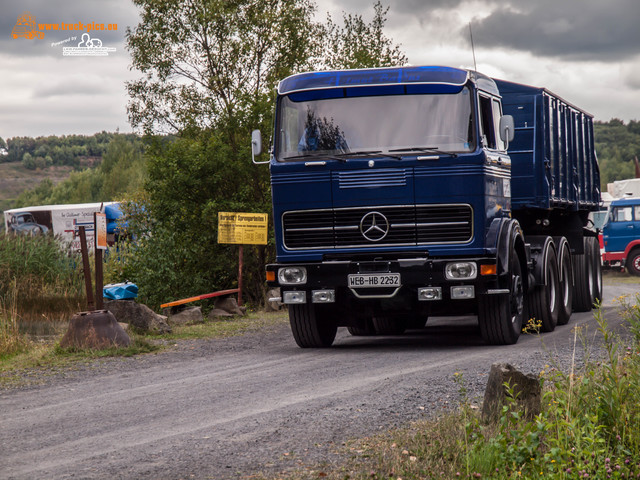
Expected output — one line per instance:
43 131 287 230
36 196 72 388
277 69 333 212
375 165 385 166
8 212 49 235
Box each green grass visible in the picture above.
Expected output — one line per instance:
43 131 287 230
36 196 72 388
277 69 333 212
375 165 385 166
153 310 288 340
0 310 288 388
603 270 640 284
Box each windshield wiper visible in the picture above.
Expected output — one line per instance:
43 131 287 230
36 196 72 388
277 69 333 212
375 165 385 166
388 146 458 158
335 150 402 160
282 153 346 162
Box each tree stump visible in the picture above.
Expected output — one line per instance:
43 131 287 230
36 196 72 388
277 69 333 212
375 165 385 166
482 363 541 423
59 310 131 349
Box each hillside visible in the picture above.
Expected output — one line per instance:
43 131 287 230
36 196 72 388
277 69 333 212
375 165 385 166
0 163 74 216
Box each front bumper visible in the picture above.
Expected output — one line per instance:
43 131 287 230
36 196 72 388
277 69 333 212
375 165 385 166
266 256 503 306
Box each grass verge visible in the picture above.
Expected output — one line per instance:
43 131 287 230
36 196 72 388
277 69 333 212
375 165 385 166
153 310 288 341
263 296 640 480
1 310 288 388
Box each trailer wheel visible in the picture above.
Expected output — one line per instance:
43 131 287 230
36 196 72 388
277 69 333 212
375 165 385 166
289 303 337 348
528 246 560 332
347 318 376 336
556 241 573 325
372 316 406 335
588 236 603 304
627 248 640 277
479 251 524 345
572 237 594 312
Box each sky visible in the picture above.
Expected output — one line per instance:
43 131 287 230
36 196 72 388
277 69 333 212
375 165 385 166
1 0 638 140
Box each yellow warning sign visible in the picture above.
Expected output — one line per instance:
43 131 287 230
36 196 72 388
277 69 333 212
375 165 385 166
218 212 268 245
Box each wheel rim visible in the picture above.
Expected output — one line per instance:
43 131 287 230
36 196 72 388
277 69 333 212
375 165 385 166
634 256 640 273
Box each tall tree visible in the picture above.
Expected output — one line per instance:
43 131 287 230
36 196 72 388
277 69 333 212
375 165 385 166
123 0 407 306
321 1 407 70
126 0 321 136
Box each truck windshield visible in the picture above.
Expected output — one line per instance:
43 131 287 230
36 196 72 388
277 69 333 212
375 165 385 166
276 87 475 161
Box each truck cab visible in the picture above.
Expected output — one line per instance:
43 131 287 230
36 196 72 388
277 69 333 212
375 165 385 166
257 65 600 348
602 197 640 275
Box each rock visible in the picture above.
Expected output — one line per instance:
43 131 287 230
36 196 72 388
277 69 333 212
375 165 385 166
213 296 244 316
265 288 283 311
105 299 172 334
167 306 203 326
482 363 541 423
60 310 131 349
208 308 234 319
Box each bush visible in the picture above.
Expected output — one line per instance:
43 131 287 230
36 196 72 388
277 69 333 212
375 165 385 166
0 233 84 317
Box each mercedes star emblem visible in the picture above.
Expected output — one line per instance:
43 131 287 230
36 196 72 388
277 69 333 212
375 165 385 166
360 211 389 242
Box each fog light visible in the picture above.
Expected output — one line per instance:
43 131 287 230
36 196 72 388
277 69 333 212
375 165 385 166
445 262 477 280
282 291 306 304
418 287 442 301
278 267 307 285
312 290 335 303
451 286 475 299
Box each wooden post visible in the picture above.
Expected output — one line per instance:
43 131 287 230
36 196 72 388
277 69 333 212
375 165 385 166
94 213 104 310
95 248 103 310
78 226 94 310
238 245 243 306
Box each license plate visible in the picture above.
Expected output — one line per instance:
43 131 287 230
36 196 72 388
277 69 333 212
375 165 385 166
348 273 401 288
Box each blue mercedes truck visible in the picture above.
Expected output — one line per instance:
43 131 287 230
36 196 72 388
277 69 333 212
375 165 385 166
254 66 602 347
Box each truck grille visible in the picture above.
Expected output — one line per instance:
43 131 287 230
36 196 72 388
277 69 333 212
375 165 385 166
282 204 473 250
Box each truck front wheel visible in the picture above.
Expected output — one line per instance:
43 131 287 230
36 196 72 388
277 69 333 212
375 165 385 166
347 318 376 336
289 303 337 348
478 251 524 345
627 248 640 276
372 315 407 335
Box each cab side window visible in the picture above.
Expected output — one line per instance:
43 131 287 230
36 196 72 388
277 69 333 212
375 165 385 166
492 99 506 151
479 95 496 149
613 206 633 222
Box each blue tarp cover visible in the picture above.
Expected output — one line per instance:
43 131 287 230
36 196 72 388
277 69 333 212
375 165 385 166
103 282 138 300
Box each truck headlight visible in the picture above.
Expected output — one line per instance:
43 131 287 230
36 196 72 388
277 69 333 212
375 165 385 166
278 267 307 285
445 262 477 280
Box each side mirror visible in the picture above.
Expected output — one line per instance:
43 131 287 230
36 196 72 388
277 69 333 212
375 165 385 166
251 129 268 165
499 115 515 145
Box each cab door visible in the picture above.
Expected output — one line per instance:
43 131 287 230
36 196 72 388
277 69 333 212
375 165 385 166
604 204 636 253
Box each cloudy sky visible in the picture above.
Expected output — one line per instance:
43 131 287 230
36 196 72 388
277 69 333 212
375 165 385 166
1 0 638 140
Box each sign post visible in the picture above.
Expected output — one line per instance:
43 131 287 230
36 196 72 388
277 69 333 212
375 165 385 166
218 212 268 306
94 212 107 310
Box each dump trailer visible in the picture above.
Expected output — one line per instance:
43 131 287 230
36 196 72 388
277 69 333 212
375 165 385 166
255 66 602 348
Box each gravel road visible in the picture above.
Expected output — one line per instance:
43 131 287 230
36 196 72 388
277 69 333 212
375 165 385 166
1 280 639 480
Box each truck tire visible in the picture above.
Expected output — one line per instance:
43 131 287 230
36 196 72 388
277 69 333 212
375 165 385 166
556 240 573 325
347 318 376 336
627 248 640 276
372 316 406 335
528 246 560 332
478 251 524 345
572 237 594 312
289 304 337 348
588 236 603 304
